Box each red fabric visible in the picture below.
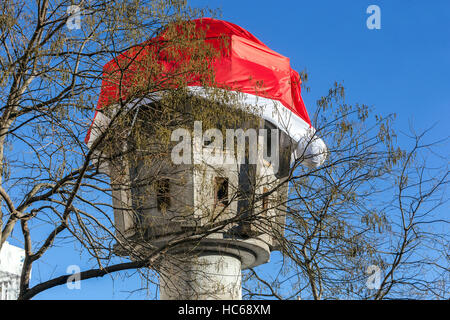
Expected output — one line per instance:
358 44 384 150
85 18 311 144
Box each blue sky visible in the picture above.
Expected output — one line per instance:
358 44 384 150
214 0 450 137
12 0 449 299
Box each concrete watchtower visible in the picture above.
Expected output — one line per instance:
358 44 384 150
86 18 326 300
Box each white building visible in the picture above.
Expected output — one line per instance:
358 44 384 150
0 241 25 300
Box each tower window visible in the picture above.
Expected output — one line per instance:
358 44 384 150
266 128 272 157
215 177 229 206
157 179 170 212
264 122 277 159
203 135 213 146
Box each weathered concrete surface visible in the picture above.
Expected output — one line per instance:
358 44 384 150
160 254 242 300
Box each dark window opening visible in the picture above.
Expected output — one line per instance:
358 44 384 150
266 128 272 157
203 135 213 146
264 122 277 160
157 179 170 212
215 177 229 206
